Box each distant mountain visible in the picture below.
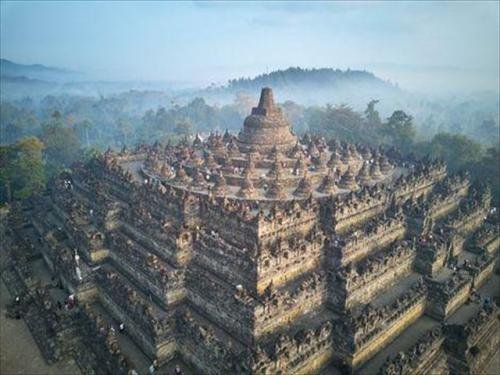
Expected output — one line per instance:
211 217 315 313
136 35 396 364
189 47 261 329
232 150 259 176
0 62 403 111
0 58 80 82
195 67 403 109
0 59 195 99
226 67 395 91
0 75 60 99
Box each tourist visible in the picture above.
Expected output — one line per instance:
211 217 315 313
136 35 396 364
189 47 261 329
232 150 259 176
67 294 75 309
470 288 480 303
148 358 158 374
76 266 83 282
483 296 492 308
99 326 106 335
119 322 125 333
173 364 183 375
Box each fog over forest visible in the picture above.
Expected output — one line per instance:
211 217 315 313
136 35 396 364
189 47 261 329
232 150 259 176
0 1 499 204
3 5 500 375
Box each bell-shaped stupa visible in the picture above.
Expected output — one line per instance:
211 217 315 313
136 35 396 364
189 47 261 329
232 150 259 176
237 88 297 153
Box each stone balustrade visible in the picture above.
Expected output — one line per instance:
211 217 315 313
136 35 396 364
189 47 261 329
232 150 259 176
332 278 428 368
333 240 416 309
426 271 473 320
378 326 444 375
96 269 172 341
254 272 326 337
331 214 406 265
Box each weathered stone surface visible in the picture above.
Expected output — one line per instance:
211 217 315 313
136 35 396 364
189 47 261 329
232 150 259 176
3 87 498 375
237 88 298 153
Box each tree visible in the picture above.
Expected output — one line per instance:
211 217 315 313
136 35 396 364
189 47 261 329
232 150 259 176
117 118 133 146
384 110 416 153
12 137 46 199
422 133 482 172
0 137 46 202
469 147 500 205
308 104 365 143
364 100 382 129
140 109 156 142
281 101 306 134
0 101 38 143
76 119 93 148
218 105 244 132
363 99 384 144
178 98 218 131
174 119 193 137
0 145 14 203
41 111 82 176
473 118 499 146
234 91 256 117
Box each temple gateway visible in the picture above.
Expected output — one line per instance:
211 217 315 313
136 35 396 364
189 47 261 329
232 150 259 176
3 88 498 374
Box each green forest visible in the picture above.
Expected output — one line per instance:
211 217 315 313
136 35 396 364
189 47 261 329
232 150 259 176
1 91 498 206
1 68 499 205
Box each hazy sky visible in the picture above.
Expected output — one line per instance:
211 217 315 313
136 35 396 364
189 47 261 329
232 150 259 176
1 1 499 91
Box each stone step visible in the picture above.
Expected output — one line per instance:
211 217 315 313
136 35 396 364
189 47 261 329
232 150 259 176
257 307 336 347
446 273 499 326
88 302 151 373
344 273 426 369
357 315 440 375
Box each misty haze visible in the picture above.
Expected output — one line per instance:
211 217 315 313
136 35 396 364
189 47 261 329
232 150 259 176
0 2 499 375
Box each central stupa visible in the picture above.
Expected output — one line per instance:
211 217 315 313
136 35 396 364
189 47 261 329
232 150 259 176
237 87 298 153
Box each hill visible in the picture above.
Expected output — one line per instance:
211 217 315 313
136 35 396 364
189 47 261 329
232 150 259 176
0 61 402 109
226 67 393 91
0 75 60 98
195 67 402 109
0 59 80 82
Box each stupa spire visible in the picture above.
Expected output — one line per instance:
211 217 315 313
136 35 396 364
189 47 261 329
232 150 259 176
256 87 275 113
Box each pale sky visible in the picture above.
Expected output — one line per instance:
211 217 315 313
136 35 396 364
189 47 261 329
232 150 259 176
1 1 499 91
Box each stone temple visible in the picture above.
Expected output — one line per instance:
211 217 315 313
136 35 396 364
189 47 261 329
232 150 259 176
2 88 498 374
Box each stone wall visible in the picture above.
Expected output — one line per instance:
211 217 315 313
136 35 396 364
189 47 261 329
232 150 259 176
185 264 255 344
254 272 326 338
333 279 428 368
379 326 445 375
332 240 416 309
12 124 498 375
426 271 473 320
330 215 406 266
445 306 499 375
176 310 248 375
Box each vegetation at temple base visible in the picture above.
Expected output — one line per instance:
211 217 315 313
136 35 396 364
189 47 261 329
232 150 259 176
384 110 416 152
468 147 500 207
414 133 483 172
41 111 82 177
0 136 46 201
306 104 499 204
0 84 498 205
